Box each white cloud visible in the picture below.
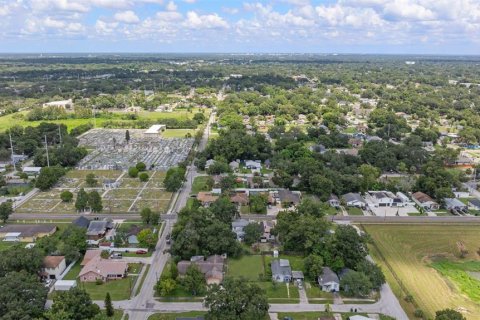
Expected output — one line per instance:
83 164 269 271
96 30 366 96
0 5 10 16
383 0 435 21
165 1 177 11
184 11 229 29
31 0 90 13
183 0 196 3
44 17 66 29
114 10 140 24
95 19 119 34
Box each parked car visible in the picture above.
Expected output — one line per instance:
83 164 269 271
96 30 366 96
136 250 147 254
111 253 122 259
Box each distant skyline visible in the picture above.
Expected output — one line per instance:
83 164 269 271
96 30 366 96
0 0 479 54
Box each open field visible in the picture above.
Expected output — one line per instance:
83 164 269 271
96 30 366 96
364 224 480 319
15 169 172 214
80 276 137 300
0 108 208 132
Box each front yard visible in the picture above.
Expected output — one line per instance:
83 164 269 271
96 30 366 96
80 275 137 300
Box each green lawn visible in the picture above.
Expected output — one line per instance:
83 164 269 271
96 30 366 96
128 263 143 274
135 264 150 296
0 241 16 251
148 312 206 320
227 255 264 281
191 176 211 194
346 207 364 215
306 283 334 302
162 129 197 138
431 260 480 302
80 276 137 300
264 254 305 275
277 312 370 320
63 261 82 280
256 281 299 301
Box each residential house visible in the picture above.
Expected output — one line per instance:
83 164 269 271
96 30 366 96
245 160 262 171
229 161 240 172
231 219 249 241
205 159 216 170
349 138 363 149
342 193 366 208
79 250 128 282
260 220 276 243
72 216 91 229
271 259 292 283
412 192 439 211
444 198 468 212
338 268 354 291
278 190 301 207
328 194 340 208
42 256 66 280
126 225 142 245
230 192 249 207
318 267 340 292
292 271 304 283
367 191 404 207
86 220 109 241
468 199 480 211
197 192 219 207
22 167 42 176
0 224 56 242
177 255 225 285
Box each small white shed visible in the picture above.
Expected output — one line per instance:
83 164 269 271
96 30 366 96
54 280 77 291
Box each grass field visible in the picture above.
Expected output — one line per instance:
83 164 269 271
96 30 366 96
80 276 137 300
0 241 16 251
191 176 211 194
365 224 480 319
0 108 207 132
347 207 364 215
227 255 264 281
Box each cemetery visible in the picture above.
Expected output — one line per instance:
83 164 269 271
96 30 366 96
77 129 194 171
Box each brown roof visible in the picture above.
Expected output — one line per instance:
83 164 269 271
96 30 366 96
79 255 128 278
81 249 102 266
230 192 249 205
43 256 65 269
412 191 435 203
177 255 225 282
197 192 219 204
0 224 56 237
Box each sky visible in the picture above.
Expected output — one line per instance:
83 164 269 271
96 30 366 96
0 0 479 54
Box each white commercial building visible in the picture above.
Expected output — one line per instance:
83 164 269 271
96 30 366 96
144 125 166 134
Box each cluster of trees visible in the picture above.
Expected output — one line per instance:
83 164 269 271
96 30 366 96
163 166 186 192
75 188 103 213
156 262 206 297
171 197 242 260
36 166 66 191
128 162 149 181
273 198 385 297
36 225 87 264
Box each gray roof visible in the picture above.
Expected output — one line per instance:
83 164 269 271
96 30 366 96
318 267 339 285
342 193 365 203
232 219 249 228
86 221 108 236
338 268 354 280
292 271 304 279
444 198 467 208
468 198 480 207
72 216 91 229
278 190 301 204
271 259 292 277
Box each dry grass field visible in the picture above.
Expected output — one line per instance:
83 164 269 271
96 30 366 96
364 224 480 319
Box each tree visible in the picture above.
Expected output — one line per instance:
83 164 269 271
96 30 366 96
128 167 139 178
304 254 324 280
0 201 13 223
164 167 186 192
328 225 369 269
243 222 262 245
35 166 65 190
0 246 44 277
104 292 114 317
60 190 73 202
210 196 238 224
137 228 158 249
359 164 381 192
75 188 89 212
193 112 206 124
88 190 103 212
139 172 149 182
60 225 88 263
136 162 146 171
125 130 130 143
0 271 48 320
47 287 100 320
182 264 206 296
141 207 154 225
250 194 268 214
309 174 334 201
340 271 373 297
435 309 466 320
155 278 177 296
204 278 269 320
85 173 97 187
356 260 385 290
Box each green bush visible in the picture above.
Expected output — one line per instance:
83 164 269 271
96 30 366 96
128 167 139 178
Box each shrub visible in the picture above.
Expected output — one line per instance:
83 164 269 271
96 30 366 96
136 162 146 171
128 167 139 178
414 309 424 318
60 191 73 202
139 172 149 182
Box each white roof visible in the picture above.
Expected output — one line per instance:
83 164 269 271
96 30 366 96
44 99 72 106
145 124 166 134
349 316 375 320
5 232 21 237
54 280 77 289
23 167 42 172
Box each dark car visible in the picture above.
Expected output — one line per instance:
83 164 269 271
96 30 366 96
136 250 148 254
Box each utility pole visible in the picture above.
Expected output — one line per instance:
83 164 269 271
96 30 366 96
9 133 16 171
44 135 50 167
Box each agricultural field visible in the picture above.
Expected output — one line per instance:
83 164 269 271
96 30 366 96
365 224 480 319
15 169 172 214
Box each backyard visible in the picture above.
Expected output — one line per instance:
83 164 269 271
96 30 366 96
365 224 480 319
